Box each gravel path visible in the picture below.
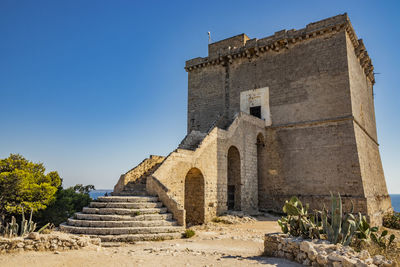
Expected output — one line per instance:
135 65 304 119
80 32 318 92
0 215 301 267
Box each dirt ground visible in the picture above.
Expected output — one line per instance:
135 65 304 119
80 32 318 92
0 215 301 267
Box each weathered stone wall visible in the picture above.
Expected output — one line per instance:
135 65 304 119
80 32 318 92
261 119 368 214
184 13 391 224
148 129 220 225
0 232 100 254
346 32 377 141
353 122 392 225
187 64 226 133
184 168 205 225
216 113 266 215
264 233 396 267
113 155 165 194
148 113 265 225
345 30 392 224
186 15 354 133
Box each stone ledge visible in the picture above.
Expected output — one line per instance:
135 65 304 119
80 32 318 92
185 13 375 84
0 232 101 254
264 233 397 267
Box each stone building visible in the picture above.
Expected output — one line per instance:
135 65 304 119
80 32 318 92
122 13 392 226
62 14 392 239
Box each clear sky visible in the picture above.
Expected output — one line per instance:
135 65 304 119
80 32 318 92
0 0 399 193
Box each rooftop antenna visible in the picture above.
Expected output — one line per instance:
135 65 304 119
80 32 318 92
208 31 212 44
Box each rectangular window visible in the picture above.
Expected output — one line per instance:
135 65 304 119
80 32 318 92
250 106 261 119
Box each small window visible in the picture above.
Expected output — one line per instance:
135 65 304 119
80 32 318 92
250 106 261 119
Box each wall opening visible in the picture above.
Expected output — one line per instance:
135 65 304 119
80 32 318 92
227 146 241 210
184 168 205 226
257 133 265 208
240 87 271 126
250 106 261 118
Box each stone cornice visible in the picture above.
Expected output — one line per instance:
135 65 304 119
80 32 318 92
185 13 375 85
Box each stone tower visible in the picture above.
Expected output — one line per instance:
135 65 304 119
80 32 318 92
184 13 392 224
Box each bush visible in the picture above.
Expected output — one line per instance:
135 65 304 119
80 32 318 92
183 229 195 238
383 212 400 230
0 154 61 216
35 185 93 227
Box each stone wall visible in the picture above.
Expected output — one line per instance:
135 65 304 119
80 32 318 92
260 119 368 214
184 13 391 224
147 112 266 225
113 155 165 194
264 233 396 267
0 232 100 254
148 129 220 225
216 112 266 214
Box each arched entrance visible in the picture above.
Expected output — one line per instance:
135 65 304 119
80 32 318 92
184 168 205 226
227 146 241 210
257 133 266 208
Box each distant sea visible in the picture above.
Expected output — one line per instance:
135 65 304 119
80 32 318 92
391 194 400 212
88 191 400 212
89 189 113 200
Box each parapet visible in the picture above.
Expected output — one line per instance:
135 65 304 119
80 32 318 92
185 13 375 84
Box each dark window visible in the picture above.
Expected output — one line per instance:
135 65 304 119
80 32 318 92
250 106 261 119
227 185 235 210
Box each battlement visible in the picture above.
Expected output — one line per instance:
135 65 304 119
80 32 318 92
185 13 375 84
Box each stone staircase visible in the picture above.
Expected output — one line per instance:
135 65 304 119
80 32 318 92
60 195 183 242
115 183 148 196
178 130 207 150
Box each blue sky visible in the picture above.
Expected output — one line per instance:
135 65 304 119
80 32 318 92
0 0 399 194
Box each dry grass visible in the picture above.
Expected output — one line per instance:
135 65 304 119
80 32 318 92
352 228 400 265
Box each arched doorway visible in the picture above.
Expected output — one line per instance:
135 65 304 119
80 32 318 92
184 168 205 226
257 133 266 208
227 146 241 210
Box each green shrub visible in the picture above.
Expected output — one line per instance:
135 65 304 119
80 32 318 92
383 212 400 230
183 229 195 238
35 185 93 227
0 154 61 216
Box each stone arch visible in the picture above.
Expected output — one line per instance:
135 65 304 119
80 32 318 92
227 146 241 210
184 168 205 226
256 133 266 208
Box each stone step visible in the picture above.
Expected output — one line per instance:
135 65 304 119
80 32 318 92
90 202 163 209
96 196 158 203
82 207 168 215
60 223 183 235
75 212 173 221
115 191 148 196
67 218 177 228
94 232 183 242
124 184 146 189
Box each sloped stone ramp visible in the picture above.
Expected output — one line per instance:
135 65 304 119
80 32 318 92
60 196 183 242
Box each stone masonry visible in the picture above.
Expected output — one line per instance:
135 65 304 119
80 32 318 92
66 14 391 234
182 13 391 225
